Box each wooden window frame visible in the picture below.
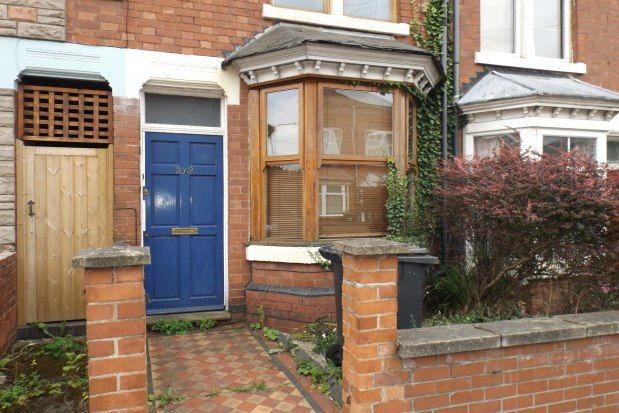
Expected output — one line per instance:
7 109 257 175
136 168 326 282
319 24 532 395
270 0 398 23
250 79 408 243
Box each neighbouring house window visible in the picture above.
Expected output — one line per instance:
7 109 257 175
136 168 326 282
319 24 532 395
319 184 349 217
543 136 596 158
534 0 563 58
272 0 324 12
608 138 619 166
144 93 221 127
343 0 392 21
473 133 518 158
253 82 407 242
480 0 567 60
480 0 514 53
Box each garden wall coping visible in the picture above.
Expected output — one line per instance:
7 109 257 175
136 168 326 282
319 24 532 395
331 238 426 256
72 245 151 269
398 311 619 359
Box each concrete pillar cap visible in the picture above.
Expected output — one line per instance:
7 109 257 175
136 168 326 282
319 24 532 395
72 246 151 269
331 238 425 256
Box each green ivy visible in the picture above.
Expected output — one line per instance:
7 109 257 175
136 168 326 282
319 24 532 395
409 0 456 240
386 158 408 239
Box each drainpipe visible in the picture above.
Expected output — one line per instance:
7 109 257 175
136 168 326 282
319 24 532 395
453 0 460 155
440 0 449 261
441 0 449 162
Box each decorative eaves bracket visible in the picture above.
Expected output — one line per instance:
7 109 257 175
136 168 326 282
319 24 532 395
229 44 441 94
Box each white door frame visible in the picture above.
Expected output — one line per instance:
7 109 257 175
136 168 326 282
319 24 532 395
139 90 229 310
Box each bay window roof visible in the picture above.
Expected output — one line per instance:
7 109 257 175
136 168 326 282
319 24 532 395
222 23 442 93
459 71 619 110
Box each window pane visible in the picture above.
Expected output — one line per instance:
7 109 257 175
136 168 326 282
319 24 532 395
571 138 596 158
144 93 220 127
543 136 568 155
273 0 324 12
608 140 619 165
266 164 303 240
480 0 514 53
343 0 391 20
319 165 387 238
474 134 518 158
534 0 562 58
267 89 299 157
322 89 393 157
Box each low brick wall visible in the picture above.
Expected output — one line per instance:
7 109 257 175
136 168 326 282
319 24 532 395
332 238 619 413
398 315 619 412
246 261 336 331
0 251 16 355
73 246 151 413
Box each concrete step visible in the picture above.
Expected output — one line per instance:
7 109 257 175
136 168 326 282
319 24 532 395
146 310 231 326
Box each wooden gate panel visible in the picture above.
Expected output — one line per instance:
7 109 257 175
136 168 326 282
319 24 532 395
17 143 113 324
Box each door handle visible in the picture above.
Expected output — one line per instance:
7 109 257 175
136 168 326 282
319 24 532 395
27 200 35 217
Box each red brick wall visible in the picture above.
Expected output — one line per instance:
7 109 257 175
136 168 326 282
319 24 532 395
400 335 619 413
227 85 252 310
458 0 619 92
338 248 619 413
66 0 415 56
251 262 334 289
246 290 336 331
0 252 17 355
246 260 336 331
112 97 141 246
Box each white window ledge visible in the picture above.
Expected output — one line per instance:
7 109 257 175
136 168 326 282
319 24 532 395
246 244 322 264
262 4 410 36
475 51 586 74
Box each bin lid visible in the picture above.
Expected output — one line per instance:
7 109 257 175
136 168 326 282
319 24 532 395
398 255 439 265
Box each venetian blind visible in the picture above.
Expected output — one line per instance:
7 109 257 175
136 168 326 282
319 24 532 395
266 164 303 240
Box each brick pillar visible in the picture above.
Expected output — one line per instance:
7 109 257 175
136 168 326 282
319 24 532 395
73 246 151 413
333 239 413 413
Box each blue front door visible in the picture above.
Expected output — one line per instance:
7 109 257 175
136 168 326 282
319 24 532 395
144 132 224 314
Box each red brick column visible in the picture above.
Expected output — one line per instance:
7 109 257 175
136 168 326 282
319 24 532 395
0 251 17 355
334 239 413 413
73 246 151 413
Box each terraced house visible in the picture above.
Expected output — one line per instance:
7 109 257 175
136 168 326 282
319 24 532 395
0 0 617 346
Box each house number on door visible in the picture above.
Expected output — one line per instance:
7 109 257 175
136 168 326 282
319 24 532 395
175 166 194 174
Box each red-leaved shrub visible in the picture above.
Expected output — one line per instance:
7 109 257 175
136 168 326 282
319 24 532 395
435 149 618 314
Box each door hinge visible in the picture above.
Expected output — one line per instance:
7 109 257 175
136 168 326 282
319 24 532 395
142 187 149 199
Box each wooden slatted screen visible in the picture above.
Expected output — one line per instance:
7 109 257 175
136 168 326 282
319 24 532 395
18 85 113 144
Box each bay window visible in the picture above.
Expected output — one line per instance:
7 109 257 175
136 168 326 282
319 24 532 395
543 136 597 158
252 81 407 242
473 133 519 158
607 138 619 166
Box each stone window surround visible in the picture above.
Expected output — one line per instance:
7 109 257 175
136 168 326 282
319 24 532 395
398 310 619 359
476 0 586 74
262 2 410 36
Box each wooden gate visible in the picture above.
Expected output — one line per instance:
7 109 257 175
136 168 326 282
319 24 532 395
16 142 113 324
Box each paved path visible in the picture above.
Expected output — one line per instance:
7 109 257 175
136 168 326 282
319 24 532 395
148 327 316 413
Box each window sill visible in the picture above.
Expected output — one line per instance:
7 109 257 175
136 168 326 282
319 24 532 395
474 51 586 74
246 244 323 264
262 4 410 36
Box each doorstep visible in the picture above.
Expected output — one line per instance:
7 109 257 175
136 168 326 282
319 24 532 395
146 310 231 326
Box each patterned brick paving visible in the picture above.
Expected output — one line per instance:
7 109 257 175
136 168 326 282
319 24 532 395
148 327 316 412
